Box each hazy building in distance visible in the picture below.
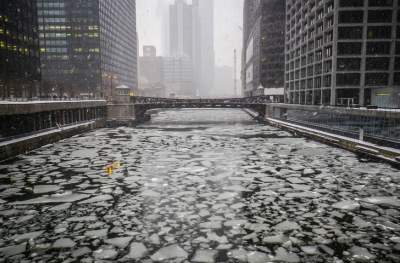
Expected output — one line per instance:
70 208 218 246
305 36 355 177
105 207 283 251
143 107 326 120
169 0 193 58
0 0 41 99
212 66 235 98
163 56 194 98
285 0 400 108
193 0 215 97
168 0 215 97
242 0 285 102
139 46 165 97
37 0 138 99
143 45 157 57
168 0 194 97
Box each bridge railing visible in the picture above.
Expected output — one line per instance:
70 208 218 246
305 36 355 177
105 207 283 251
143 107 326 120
131 96 272 105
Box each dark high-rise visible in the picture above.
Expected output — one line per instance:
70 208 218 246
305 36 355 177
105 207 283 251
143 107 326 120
0 0 41 99
37 0 138 99
242 0 286 101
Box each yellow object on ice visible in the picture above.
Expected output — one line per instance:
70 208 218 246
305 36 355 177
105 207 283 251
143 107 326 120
106 166 113 175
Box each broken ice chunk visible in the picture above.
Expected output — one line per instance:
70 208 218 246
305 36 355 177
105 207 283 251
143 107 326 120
126 242 148 259
150 244 188 261
192 249 217 263
33 185 61 194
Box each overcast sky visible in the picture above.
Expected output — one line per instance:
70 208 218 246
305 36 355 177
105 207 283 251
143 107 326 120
137 0 244 69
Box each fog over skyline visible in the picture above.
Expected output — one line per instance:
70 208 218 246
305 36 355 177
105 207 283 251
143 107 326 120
137 0 244 70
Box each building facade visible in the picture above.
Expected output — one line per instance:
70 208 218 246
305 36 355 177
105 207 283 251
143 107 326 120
285 0 400 108
169 0 193 58
0 0 41 99
138 46 166 97
192 0 215 97
242 0 286 101
37 0 137 99
168 0 215 98
163 56 194 98
168 0 194 97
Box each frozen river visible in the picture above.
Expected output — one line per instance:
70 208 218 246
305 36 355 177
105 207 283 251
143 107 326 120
0 109 399 262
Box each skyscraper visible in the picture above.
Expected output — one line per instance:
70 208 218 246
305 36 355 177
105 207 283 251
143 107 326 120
169 0 193 58
0 0 41 99
37 0 137 99
168 0 195 97
193 0 215 97
285 0 400 108
139 46 165 97
168 0 215 97
163 56 193 97
242 0 285 101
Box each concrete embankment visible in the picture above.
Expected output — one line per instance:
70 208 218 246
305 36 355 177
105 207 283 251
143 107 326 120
266 117 400 167
0 120 104 162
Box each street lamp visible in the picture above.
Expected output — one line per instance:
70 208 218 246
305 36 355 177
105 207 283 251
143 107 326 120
103 73 118 101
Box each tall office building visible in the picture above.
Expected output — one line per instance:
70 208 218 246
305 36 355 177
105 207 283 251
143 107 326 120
0 0 41 99
285 0 400 108
139 46 165 97
37 0 137 99
169 0 193 58
163 56 193 97
193 0 215 97
168 0 215 97
168 0 194 97
242 0 285 101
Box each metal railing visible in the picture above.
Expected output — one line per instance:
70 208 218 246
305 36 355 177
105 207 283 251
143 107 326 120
0 97 105 102
131 96 272 105
277 108 400 148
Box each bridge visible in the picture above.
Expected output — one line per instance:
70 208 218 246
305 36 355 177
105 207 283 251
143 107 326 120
130 96 271 121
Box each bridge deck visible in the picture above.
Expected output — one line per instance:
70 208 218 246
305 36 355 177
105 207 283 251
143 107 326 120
131 96 271 107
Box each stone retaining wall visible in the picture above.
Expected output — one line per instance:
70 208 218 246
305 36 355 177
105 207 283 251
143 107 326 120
0 120 105 162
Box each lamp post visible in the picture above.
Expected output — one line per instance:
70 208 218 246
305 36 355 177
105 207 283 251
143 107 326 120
104 73 118 101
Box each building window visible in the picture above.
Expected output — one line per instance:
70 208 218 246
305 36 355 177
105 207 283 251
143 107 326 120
366 57 390 71
368 0 393 7
307 78 313 89
365 73 389 86
339 11 364 24
366 42 391 55
339 0 364 7
325 46 332 58
315 77 322 89
395 57 400 70
338 27 363 39
394 72 400 85
324 60 332 72
337 58 361 71
324 75 332 87
337 73 361 86
367 26 392 39
368 10 392 23
338 42 362 55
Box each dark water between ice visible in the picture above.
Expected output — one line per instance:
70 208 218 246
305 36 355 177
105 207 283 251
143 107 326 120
0 109 399 262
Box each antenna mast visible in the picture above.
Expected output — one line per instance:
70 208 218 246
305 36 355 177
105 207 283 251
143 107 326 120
234 49 237 97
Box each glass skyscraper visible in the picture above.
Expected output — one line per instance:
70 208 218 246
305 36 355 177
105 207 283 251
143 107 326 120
37 0 137 99
0 0 41 99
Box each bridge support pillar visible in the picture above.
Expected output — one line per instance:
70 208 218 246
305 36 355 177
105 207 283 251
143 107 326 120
265 104 287 119
106 103 136 127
